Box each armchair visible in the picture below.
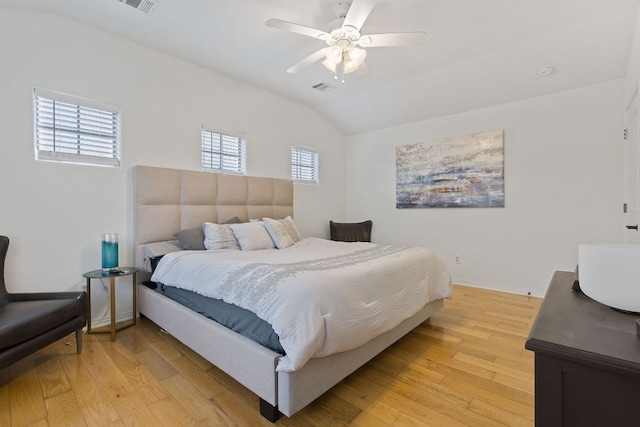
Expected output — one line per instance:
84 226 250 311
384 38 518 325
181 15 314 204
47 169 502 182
0 236 87 369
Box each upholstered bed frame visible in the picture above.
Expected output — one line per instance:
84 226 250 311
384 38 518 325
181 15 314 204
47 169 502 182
133 165 444 421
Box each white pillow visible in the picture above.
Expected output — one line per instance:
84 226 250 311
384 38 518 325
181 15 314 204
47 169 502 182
228 221 276 250
142 240 182 259
263 218 295 249
203 222 240 250
141 240 182 272
280 216 301 242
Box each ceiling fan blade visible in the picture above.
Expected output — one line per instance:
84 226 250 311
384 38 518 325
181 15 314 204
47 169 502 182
342 0 377 31
266 18 330 40
353 62 370 79
360 32 428 47
287 49 327 73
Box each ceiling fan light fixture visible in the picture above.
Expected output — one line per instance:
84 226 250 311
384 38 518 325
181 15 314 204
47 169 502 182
322 49 365 75
325 46 343 65
347 47 366 67
342 55 358 74
321 59 339 73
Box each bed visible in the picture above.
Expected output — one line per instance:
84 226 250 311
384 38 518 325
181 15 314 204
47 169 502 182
133 165 452 421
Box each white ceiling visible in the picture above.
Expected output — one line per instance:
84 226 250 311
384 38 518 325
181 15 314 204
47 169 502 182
2 0 638 134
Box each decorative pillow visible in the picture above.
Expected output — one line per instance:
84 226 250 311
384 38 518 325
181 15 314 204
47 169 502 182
174 227 205 250
222 216 241 225
142 240 182 272
228 221 276 250
142 240 182 259
263 218 295 249
280 216 301 242
203 222 240 250
175 217 241 250
329 220 372 242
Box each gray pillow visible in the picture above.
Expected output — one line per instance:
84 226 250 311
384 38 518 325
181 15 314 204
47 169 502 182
174 217 241 250
223 216 241 225
174 227 205 250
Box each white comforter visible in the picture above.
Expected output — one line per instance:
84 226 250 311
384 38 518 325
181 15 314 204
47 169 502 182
151 237 452 371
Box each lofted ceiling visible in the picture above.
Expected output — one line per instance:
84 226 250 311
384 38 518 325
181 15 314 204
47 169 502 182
1 0 638 135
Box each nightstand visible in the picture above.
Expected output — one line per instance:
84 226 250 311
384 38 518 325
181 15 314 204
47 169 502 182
83 267 138 341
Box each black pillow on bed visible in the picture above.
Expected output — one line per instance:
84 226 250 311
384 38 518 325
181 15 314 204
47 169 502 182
330 220 373 242
174 216 242 250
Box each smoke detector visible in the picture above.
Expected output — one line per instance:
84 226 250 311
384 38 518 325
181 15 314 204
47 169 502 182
117 0 160 15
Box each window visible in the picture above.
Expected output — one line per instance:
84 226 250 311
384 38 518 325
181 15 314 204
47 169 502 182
33 88 121 167
291 145 319 185
201 129 246 174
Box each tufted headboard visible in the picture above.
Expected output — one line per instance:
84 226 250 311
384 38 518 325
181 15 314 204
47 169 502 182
133 165 293 281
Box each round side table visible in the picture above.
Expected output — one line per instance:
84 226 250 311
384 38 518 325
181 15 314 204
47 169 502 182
83 267 138 341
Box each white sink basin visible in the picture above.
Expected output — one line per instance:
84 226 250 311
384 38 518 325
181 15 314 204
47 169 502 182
578 244 640 313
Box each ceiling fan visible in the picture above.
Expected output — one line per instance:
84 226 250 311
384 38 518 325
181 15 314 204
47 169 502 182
266 0 427 83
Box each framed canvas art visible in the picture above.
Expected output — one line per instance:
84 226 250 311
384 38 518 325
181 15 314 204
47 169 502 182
396 130 504 208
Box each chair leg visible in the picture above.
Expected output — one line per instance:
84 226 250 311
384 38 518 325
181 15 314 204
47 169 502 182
76 328 83 354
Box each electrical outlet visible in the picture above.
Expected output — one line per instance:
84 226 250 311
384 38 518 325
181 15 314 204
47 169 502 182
455 255 461 264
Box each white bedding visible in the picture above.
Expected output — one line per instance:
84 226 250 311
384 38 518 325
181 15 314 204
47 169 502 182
151 237 452 371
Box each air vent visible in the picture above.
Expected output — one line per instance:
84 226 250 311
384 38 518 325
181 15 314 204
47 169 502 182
311 82 335 92
117 0 160 15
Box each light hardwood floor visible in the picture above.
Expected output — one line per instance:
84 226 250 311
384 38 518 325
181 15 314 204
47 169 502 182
0 285 542 426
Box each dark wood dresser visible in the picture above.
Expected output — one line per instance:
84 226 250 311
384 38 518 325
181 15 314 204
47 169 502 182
525 271 640 427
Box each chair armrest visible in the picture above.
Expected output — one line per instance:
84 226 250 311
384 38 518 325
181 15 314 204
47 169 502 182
5 292 87 322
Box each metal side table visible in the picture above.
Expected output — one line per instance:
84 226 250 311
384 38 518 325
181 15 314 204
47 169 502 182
83 267 138 341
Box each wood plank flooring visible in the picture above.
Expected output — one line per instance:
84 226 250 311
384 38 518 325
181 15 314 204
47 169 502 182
0 285 542 426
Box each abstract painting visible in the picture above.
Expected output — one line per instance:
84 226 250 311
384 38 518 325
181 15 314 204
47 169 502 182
396 130 504 208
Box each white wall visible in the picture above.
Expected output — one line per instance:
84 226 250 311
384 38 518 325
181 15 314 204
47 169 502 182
345 80 626 296
0 8 345 324
624 6 640 98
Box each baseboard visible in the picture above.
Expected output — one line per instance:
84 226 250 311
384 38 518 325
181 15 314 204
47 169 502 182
91 310 135 329
453 278 545 298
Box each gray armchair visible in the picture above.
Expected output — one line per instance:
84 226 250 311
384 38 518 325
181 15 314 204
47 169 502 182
0 236 87 369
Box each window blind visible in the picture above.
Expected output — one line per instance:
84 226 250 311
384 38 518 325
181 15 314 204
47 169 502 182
291 146 319 184
34 88 121 167
201 129 246 174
